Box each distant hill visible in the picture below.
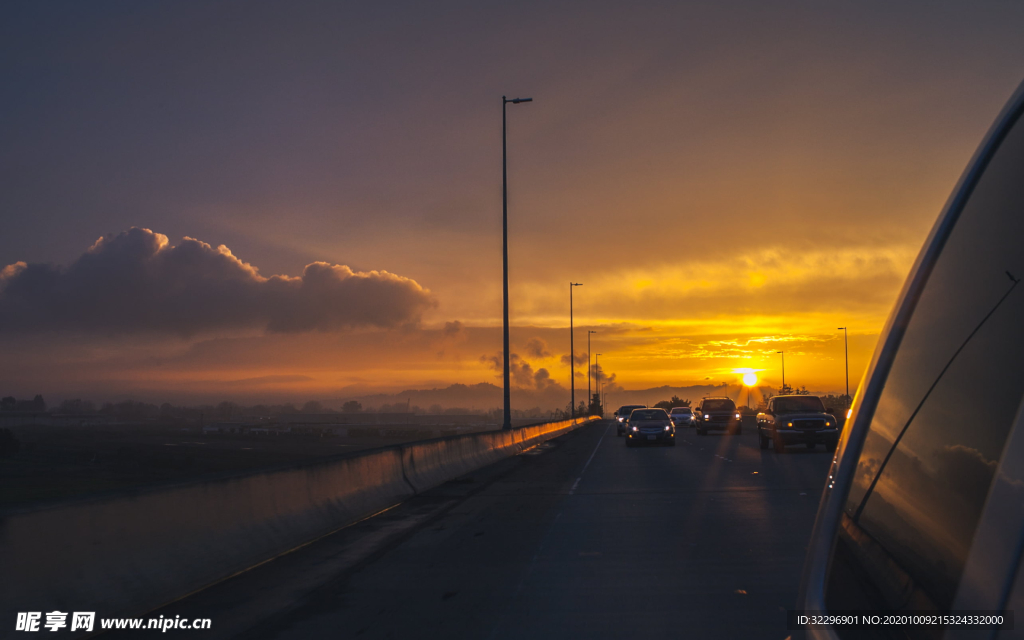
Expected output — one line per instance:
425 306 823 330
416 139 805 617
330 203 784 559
600 384 759 409
330 382 768 413
332 382 562 413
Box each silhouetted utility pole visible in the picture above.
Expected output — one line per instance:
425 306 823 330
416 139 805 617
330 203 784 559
838 327 849 398
777 351 785 391
502 95 532 430
570 282 582 418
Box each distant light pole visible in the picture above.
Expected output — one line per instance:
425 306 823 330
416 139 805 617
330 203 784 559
838 327 849 398
588 330 597 413
596 353 603 412
777 351 785 392
570 282 583 417
742 372 758 409
501 95 532 430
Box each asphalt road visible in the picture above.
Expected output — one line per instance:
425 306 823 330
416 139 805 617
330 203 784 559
143 420 833 640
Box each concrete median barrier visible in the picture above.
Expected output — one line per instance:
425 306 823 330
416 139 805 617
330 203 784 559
400 417 585 492
0 416 596 626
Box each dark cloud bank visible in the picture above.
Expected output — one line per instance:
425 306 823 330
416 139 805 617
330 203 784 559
0 228 434 335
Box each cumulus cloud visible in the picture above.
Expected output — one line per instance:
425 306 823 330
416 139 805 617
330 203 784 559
591 363 616 386
524 338 551 359
480 351 562 390
560 351 588 367
934 444 998 503
443 320 465 338
532 366 558 390
0 228 434 335
435 320 467 359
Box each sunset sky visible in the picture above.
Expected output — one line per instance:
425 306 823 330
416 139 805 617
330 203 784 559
2 1 1024 407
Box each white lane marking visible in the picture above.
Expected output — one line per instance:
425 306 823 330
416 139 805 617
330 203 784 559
490 423 610 639
569 422 609 495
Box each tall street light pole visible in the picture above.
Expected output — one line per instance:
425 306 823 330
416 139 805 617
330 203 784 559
777 351 785 391
838 327 849 398
588 330 597 412
570 282 582 418
501 95 532 430
596 353 603 413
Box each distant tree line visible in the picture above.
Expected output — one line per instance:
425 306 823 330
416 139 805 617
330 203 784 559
547 396 607 420
653 395 691 410
0 395 46 412
0 395 537 421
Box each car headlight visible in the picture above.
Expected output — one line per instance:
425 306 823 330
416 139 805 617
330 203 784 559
664 426 670 432
825 421 831 426
704 414 710 419
735 413 740 419
632 426 638 431
787 422 793 428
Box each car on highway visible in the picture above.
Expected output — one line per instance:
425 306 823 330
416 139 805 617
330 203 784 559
798 80 1024 637
669 406 695 427
693 397 741 435
756 395 838 453
624 408 675 447
614 404 647 437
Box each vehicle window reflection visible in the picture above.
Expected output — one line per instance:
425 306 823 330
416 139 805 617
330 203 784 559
830 111 1024 614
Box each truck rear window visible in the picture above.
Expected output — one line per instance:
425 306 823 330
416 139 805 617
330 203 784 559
701 399 734 412
773 397 825 413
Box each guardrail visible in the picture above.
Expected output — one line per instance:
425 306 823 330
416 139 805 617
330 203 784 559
0 416 597 626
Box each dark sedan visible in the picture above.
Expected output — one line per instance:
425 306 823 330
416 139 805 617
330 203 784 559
614 404 647 437
625 408 676 447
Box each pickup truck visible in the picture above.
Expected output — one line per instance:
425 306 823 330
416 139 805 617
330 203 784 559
756 394 838 453
693 397 741 435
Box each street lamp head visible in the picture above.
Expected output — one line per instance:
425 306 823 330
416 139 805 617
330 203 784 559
505 97 533 104
838 327 846 330
589 330 597 334
777 351 783 354
571 282 582 287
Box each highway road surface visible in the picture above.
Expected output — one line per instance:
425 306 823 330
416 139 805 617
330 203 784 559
140 420 833 639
